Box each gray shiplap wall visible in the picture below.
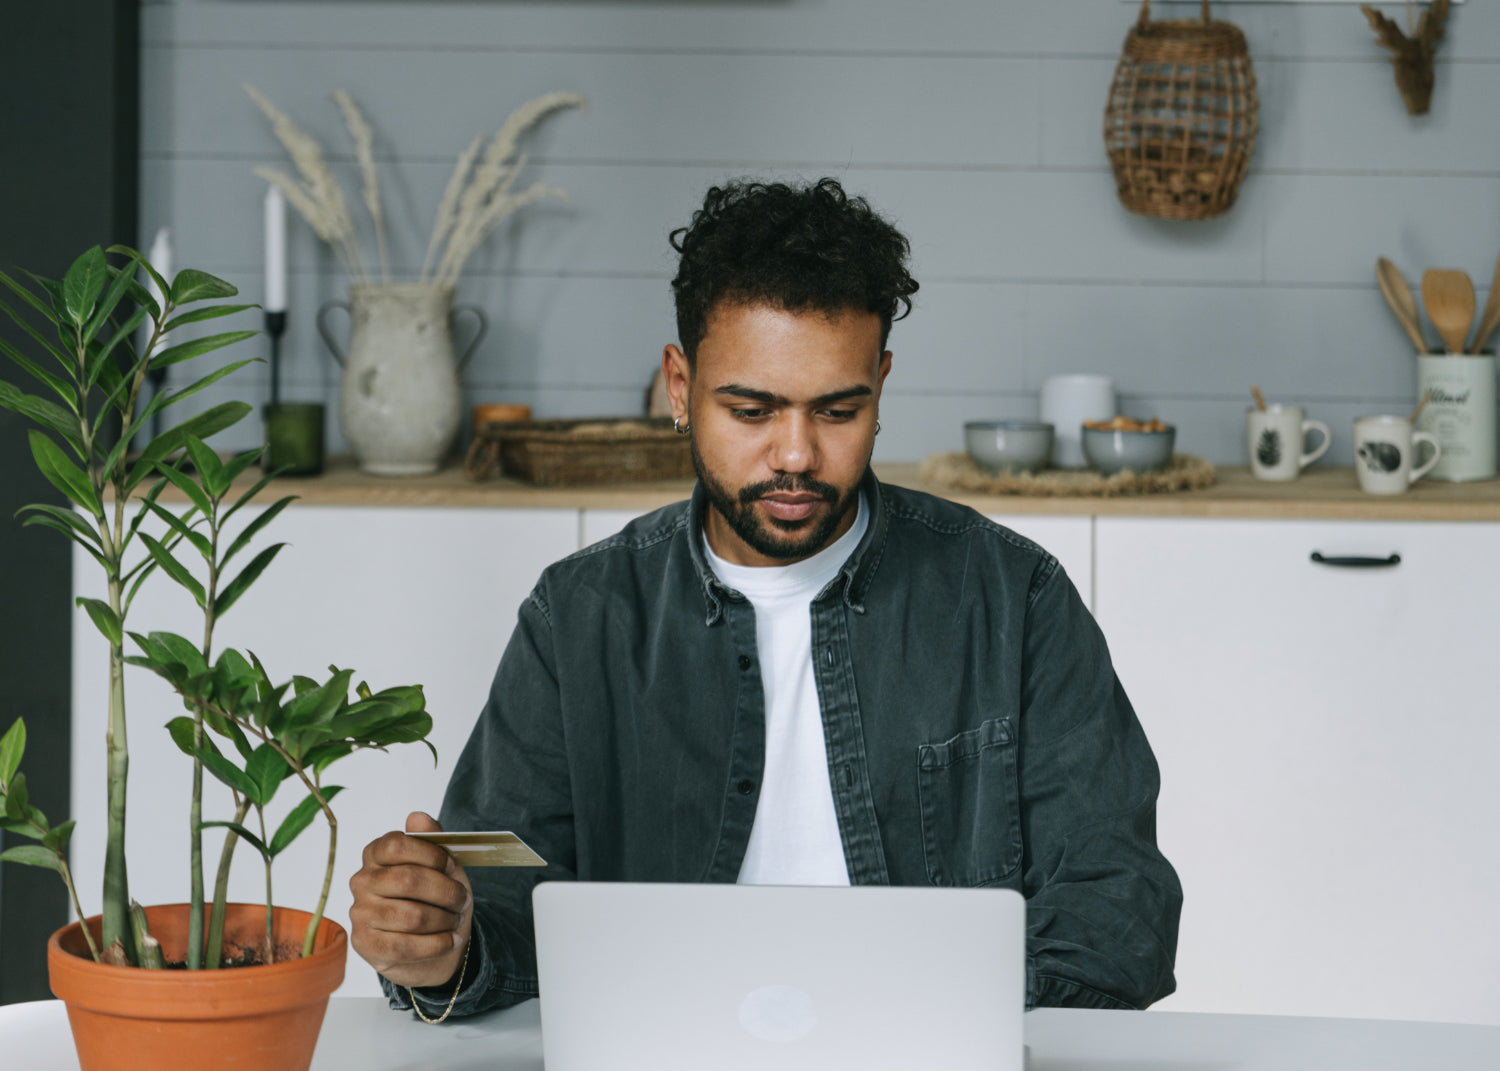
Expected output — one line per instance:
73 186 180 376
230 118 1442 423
139 0 1500 466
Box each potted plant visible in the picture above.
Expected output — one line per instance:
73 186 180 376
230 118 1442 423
0 245 435 1071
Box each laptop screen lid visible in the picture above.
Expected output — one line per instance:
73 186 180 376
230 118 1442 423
532 882 1026 1071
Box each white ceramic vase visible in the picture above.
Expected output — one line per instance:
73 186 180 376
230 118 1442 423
318 283 487 476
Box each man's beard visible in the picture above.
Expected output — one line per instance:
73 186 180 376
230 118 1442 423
691 439 861 562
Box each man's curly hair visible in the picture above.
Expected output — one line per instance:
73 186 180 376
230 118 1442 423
669 178 919 364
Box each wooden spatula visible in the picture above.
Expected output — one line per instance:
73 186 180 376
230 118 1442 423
1468 251 1500 353
1421 268 1475 355
1376 257 1428 354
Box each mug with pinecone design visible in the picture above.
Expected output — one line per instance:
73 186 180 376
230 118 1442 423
1246 404 1331 481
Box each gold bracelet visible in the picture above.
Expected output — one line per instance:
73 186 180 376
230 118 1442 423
409 935 470 1025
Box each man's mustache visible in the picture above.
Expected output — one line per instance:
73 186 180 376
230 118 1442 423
737 474 840 506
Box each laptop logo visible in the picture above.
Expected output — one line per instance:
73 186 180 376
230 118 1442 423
737 984 818 1043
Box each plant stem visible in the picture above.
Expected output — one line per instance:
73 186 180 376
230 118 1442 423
305 802 337 958
101 584 135 965
95 315 160 967
205 794 252 969
225 717 339 958
186 511 221 971
257 806 274 965
57 857 101 963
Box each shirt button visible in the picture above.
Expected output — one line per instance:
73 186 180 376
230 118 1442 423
738 655 752 671
737 779 755 795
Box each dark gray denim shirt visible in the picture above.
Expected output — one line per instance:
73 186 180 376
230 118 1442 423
386 471 1181 1017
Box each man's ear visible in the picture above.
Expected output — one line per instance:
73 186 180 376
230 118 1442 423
663 344 692 422
877 350 893 391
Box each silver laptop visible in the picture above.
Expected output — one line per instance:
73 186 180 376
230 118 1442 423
532 882 1026 1071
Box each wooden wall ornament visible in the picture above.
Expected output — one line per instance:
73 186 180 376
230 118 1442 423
1361 0 1450 116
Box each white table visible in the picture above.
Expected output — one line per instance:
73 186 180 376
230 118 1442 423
5 996 1499 1070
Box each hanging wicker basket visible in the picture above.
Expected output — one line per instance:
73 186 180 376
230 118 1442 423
1103 0 1259 221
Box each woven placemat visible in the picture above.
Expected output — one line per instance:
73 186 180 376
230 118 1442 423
920 452 1216 497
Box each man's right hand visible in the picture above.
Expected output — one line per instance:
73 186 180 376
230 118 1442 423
349 811 473 989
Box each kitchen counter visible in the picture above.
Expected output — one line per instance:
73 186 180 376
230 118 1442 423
177 457 1500 521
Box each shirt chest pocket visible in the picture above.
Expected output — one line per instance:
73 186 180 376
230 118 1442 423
916 717 1022 887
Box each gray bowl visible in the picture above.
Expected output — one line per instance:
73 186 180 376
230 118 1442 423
1081 425 1175 475
964 421 1054 474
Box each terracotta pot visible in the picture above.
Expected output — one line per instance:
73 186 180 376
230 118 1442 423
48 903 347 1071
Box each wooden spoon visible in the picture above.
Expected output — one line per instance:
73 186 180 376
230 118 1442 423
1375 257 1428 354
1421 268 1475 355
1468 251 1500 353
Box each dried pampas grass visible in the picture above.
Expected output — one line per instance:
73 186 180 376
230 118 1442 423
247 86 586 288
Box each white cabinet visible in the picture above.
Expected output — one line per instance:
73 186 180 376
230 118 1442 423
71 504 577 997
1095 517 1500 1026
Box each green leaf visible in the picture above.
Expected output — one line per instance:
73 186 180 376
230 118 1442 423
0 718 24 788
0 845 62 873
0 332 76 410
138 532 207 608
245 745 290 808
145 501 213 561
199 820 269 860
21 513 111 572
4 772 29 821
28 429 101 515
304 741 354 778
169 269 239 306
0 268 66 333
162 303 256 335
214 542 286 618
152 459 214 517
42 819 76 854
0 381 83 445
86 304 148 392
164 716 198 757
148 330 258 370
125 401 252 494
223 471 277 524
75 597 123 647
125 248 167 321
222 495 294 567
155 357 262 417
61 247 108 328
194 745 258 800
152 631 209 678
204 709 254 762
18 504 105 549
269 786 344 857
83 253 140 348
222 448 264 487
182 436 226 497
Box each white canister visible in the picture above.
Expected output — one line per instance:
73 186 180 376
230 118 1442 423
1039 374 1116 469
1415 353 1496 482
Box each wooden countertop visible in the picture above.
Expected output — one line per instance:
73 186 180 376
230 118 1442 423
181 457 1500 522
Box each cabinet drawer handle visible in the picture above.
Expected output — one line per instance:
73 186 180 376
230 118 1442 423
1309 552 1401 568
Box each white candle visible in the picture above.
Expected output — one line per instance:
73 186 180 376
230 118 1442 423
146 227 172 354
264 186 287 313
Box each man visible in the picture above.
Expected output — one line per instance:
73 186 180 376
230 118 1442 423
349 178 1182 1018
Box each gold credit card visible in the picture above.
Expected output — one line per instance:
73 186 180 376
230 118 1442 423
407 831 547 868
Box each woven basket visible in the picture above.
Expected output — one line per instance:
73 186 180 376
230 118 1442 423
482 417 694 486
1104 0 1258 221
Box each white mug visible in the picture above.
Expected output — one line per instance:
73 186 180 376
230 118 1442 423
1039 374 1115 469
1353 415 1441 495
1246 405 1331 481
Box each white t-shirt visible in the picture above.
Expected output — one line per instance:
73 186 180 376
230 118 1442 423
704 494 869 886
